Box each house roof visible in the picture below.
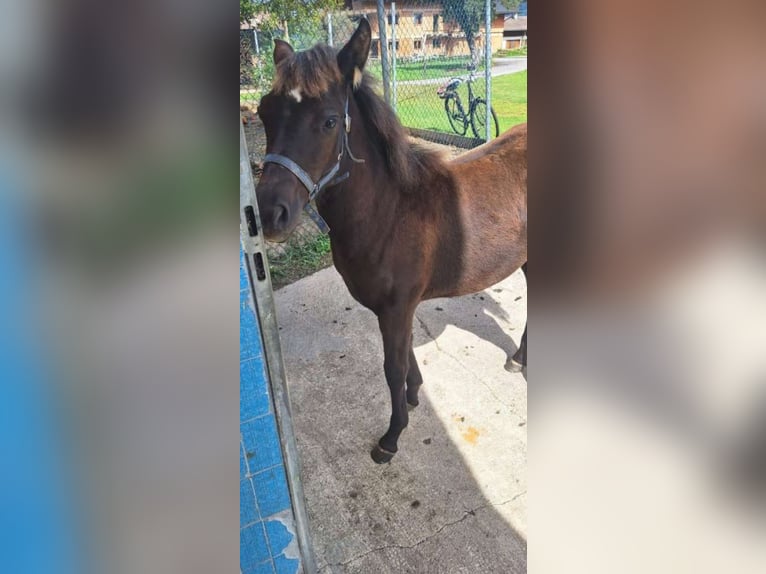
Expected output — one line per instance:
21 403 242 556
504 16 528 32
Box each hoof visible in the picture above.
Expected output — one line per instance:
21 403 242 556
370 445 395 464
407 397 419 409
505 358 525 373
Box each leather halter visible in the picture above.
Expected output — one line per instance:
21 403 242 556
262 94 364 233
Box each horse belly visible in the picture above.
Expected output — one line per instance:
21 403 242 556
452 201 527 295
442 143 527 296
458 246 525 295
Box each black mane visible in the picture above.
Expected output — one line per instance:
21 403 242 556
353 73 450 192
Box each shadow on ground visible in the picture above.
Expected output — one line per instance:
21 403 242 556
274 266 527 573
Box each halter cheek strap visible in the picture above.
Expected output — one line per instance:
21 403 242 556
262 95 364 233
260 153 343 204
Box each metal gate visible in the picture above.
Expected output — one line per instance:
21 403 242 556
240 122 316 574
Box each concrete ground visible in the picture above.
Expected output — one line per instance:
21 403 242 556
274 266 527 574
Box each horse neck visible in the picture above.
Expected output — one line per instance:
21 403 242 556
317 101 401 249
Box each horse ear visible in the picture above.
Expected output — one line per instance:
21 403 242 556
337 18 371 89
273 39 294 66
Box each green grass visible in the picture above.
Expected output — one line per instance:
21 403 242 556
241 58 527 137
241 90 260 104
488 71 528 129
241 66 525 141
367 56 477 82
496 46 527 57
395 70 526 135
268 234 333 289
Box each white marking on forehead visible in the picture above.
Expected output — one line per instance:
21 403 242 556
289 88 303 102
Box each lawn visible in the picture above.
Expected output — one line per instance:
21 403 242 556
394 70 527 135
496 46 528 57
268 234 333 290
367 56 478 82
240 68 526 139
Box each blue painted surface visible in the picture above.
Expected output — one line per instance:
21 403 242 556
242 415 285 473
0 176 80 574
240 250 301 574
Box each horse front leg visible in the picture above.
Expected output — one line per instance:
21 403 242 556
371 303 416 464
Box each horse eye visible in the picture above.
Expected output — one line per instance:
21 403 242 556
324 118 337 129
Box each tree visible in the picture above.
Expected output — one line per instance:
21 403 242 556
240 0 256 24
441 0 488 65
441 0 521 64
240 0 341 91
240 0 341 42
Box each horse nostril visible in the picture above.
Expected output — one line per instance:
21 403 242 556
273 203 290 230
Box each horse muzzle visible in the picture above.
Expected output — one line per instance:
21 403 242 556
255 171 305 242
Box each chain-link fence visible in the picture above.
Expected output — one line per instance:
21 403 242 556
371 1 499 146
240 1 522 146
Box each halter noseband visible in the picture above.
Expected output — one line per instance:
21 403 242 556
262 94 364 233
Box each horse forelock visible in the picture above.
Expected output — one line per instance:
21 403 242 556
272 45 342 99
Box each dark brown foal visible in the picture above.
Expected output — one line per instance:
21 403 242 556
255 19 527 463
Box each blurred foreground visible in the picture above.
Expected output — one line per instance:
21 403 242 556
0 1 763 573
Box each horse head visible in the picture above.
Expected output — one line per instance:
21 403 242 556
255 19 371 241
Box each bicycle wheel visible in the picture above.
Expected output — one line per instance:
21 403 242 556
470 99 500 140
444 94 467 136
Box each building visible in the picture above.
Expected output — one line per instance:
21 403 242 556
503 15 527 50
346 1 512 60
500 1 526 49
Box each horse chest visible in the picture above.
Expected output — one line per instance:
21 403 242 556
332 251 392 312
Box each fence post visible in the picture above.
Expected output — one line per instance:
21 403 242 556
391 2 397 112
484 0 492 140
252 26 264 90
376 0 391 105
327 13 333 47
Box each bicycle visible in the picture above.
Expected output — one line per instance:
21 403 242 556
436 65 499 140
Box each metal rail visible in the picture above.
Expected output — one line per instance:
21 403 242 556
240 120 318 574
376 0 391 105
484 0 492 141
391 2 397 112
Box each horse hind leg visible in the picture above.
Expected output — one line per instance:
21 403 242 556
506 262 527 373
406 339 423 408
506 322 527 373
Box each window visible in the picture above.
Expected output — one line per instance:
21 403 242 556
371 40 379 58
432 37 441 48
387 14 400 25
414 13 423 25
433 14 440 32
387 40 400 51
414 40 422 50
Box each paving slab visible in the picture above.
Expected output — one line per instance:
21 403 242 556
274 265 527 574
